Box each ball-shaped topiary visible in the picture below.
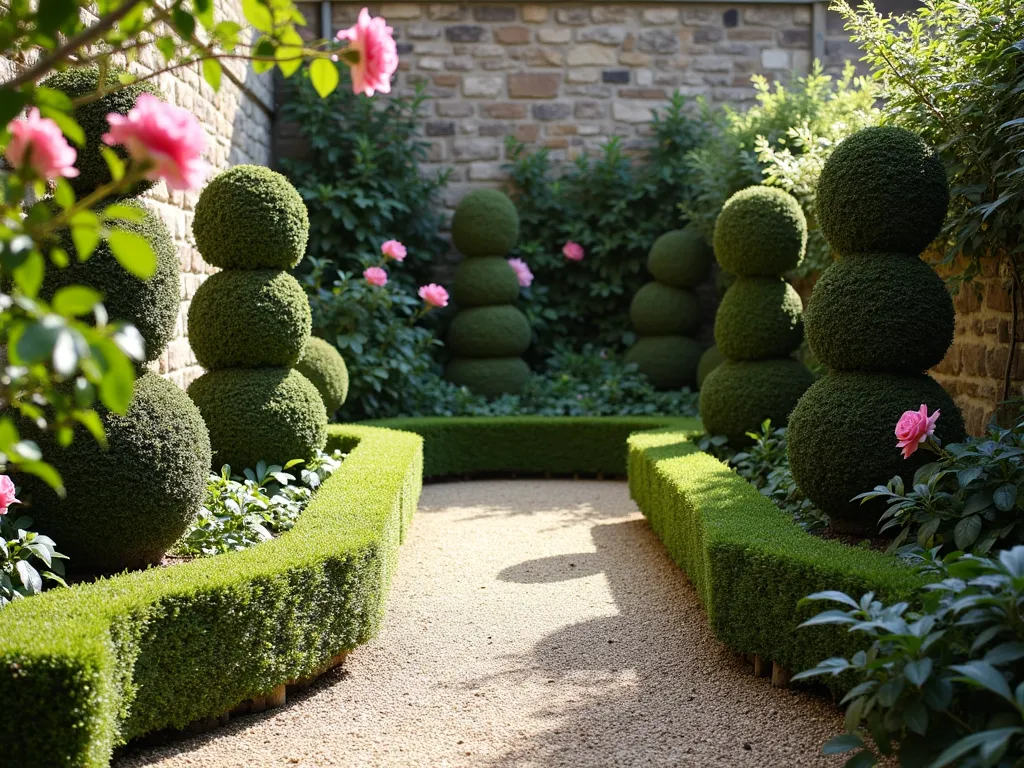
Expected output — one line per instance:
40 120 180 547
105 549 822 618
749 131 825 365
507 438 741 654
804 253 955 373
713 277 804 361
647 227 714 289
629 283 700 336
450 189 520 258
452 257 521 307
193 165 309 270
696 344 725 389
699 359 816 443
188 368 327 471
41 67 161 199
787 371 966 533
295 337 349 416
624 336 703 390
45 200 178 363
446 305 531 358
816 126 949 256
21 372 211 573
713 186 807 277
445 357 531 397
188 270 312 370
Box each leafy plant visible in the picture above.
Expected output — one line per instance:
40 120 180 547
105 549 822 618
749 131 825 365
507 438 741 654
0 513 67 606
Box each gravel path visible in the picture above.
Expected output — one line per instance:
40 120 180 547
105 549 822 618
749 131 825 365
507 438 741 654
119 480 844 768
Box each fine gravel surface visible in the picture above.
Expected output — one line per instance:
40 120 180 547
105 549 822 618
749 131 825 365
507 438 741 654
119 479 845 768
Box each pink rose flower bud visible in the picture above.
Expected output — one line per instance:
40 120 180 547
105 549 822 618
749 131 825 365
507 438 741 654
418 283 449 309
895 404 940 459
336 8 399 97
0 475 21 516
563 241 585 262
381 240 407 262
507 257 534 288
5 108 79 180
363 266 388 287
102 93 208 191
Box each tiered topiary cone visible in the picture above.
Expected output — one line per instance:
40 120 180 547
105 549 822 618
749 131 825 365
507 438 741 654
699 186 815 443
788 126 966 534
187 165 327 470
624 226 711 390
21 73 212 573
445 189 531 396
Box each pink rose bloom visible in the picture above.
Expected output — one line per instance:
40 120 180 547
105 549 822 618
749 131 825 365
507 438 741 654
364 266 388 287
6 108 79 180
0 475 21 516
336 8 399 97
507 258 533 288
102 93 208 191
381 240 407 262
418 283 449 309
895 404 940 459
563 241 585 262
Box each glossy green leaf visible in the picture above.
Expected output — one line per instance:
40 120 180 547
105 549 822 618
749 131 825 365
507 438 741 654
107 229 156 279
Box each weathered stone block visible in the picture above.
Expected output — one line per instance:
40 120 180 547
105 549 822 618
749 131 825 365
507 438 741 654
522 4 548 23
427 4 463 21
508 72 561 98
532 102 572 121
446 25 486 42
578 26 628 45
567 44 618 66
591 6 627 23
537 28 571 44
495 26 530 45
638 29 678 54
612 101 654 123
555 7 589 25
574 100 606 119
761 48 789 69
482 102 528 119
463 75 504 97
453 138 500 160
380 3 421 20
566 69 600 84
425 121 456 137
642 8 678 25
436 101 475 117
601 69 630 84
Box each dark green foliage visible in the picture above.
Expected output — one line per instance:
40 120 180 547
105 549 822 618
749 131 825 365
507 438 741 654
443 357 531 397
446 306 531 358
629 282 699 336
451 189 520 258
452 257 520 307
804 253 954 372
193 165 309 270
188 368 327 470
41 67 161 198
624 336 703 390
696 344 724 389
46 200 178 363
714 277 804 361
188 270 312 370
20 373 210 573
787 371 966 533
296 337 349 417
816 126 949 256
699 358 815 443
0 425 422 767
713 186 807 276
646 227 714 289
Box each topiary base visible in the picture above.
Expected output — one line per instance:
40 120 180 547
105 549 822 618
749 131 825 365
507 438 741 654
445 357 530 396
624 336 702 390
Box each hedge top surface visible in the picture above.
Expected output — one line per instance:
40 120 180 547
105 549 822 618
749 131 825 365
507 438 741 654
647 227 714 289
450 189 520 258
193 165 309 270
713 186 807 276
816 126 949 256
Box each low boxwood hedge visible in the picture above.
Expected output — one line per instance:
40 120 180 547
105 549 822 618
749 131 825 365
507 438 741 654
0 424 422 768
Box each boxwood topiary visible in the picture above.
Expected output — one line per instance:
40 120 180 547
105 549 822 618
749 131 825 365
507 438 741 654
624 336 703 390
445 357 531 397
41 67 161 199
696 344 725 389
192 165 309 270
787 371 966 533
452 257 521 307
699 359 816 443
295 337 349 417
188 270 312 370
816 126 949 256
804 253 955 373
713 277 804 361
713 186 807 276
629 282 700 336
450 189 520 258
446 305 531 358
45 200 178 363
20 372 211 573
647 227 714 289
188 367 327 471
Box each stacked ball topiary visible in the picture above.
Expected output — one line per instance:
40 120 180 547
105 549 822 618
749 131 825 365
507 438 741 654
445 189 531 396
788 126 964 534
296 336 350 417
187 165 327 470
624 227 710 390
699 186 815 443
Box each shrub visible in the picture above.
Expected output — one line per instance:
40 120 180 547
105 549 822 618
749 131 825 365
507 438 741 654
443 357 531 398
0 512 67 606
696 344 724 389
713 186 807 276
450 189 520 258
713 277 803 361
452 257 521 307
446 305 531 359
623 336 704 391
629 282 699 336
21 372 211 573
646 227 714 289
295 337 350 417
192 165 309 270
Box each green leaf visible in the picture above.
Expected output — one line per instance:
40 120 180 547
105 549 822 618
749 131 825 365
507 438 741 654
53 178 75 209
171 6 196 37
36 0 77 34
13 250 44 297
193 0 214 28
930 728 1023 768
276 45 304 78
99 146 126 182
843 750 876 768
102 204 146 223
73 410 107 448
107 229 156 279
954 514 982 550
0 89 28 128
18 460 63 495
950 661 1014 702
309 58 339 98
156 36 176 62
242 0 273 32
994 483 1017 511
904 658 932 687
202 58 222 91
95 340 135 414
71 223 100 262
52 286 102 316
823 734 865 755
